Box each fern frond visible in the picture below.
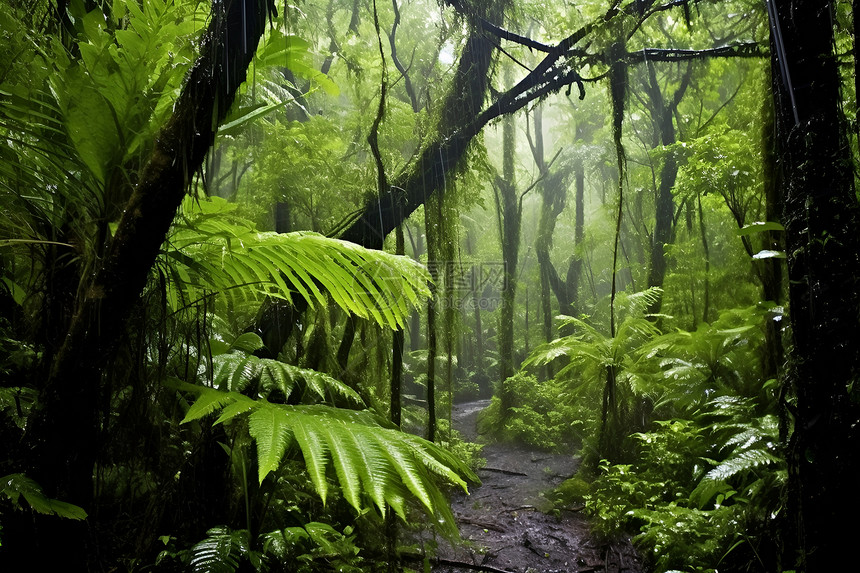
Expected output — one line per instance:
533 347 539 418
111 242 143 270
179 386 474 536
164 196 430 329
704 448 780 483
190 527 252 573
617 287 663 319
1 473 87 520
208 340 363 406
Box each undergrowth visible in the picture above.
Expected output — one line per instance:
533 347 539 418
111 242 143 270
476 373 583 452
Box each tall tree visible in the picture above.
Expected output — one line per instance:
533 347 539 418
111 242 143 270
769 0 860 569
642 62 692 314
494 86 521 412
21 0 276 566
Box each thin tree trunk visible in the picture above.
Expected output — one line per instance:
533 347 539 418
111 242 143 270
760 69 784 383
643 63 691 314
391 226 405 426
497 88 520 414
425 199 439 442
697 192 710 324
465 230 486 389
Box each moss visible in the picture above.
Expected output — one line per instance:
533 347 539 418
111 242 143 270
551 477 590 508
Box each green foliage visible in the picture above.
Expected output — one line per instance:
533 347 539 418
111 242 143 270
164 196 430 329
189 527 258 573
557 302 786 572
477 373 580 451
0 473 87 521
262 522 363 572
204 332 363 406
643 306 770 413
581 402 783 572
550 476 590 508
630 503 740 573
178 382 475 536
160 522 364 573
523 288 665 461
690 398 784 511
50 0 207 183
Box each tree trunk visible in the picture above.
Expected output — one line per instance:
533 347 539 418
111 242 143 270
770 1 860 569
390 220 406 428
760 69 785 383
339 4 500 249
22 0 274 567
643 63 691 314
696 192 710 324
496 98 520 414
425 199 439 442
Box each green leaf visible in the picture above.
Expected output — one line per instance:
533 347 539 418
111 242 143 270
249 403 294 483
179 387 473 536
229 332 265 354
219 102 288 136
163 196 430 329
1 474 87 520
180 386 240 423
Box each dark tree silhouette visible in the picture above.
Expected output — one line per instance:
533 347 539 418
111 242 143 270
769 0 860 569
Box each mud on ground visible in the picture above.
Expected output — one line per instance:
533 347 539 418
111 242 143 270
419 400 645 573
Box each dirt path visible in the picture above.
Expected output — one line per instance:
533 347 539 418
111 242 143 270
426 400 645 573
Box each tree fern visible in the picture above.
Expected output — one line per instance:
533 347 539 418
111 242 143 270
177 382 476 537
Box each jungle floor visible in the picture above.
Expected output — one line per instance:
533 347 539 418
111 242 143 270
413 400 646 573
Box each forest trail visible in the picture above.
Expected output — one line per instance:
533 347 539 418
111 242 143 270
425 400 645 573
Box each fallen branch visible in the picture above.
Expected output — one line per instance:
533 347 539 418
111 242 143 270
459 518 506 532
503 504 537 513
400 551 514 573
481 467 528 476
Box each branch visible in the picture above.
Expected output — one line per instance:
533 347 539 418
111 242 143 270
477 16 553 52
388 0 420 112
626 43 763 62
627 0 695 39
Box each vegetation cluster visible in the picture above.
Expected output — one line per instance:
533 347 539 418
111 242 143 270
2 1 859 573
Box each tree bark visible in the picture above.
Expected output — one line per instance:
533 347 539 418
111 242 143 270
643 63 691 314
22 0 274 567
770 1 860 569
496 97 520 413
392 223 405 427
425 198 439 442
760 68 784 383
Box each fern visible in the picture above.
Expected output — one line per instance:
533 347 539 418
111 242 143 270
178 383 476 537
163 196 430 329
690 411 784 508
208 345 363 407
702 448 781 483
190 527 260 573
1 474 87 520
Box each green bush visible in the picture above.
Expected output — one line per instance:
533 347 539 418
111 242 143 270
477 373 580 451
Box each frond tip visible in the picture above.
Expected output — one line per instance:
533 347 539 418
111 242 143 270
1 473 88 520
